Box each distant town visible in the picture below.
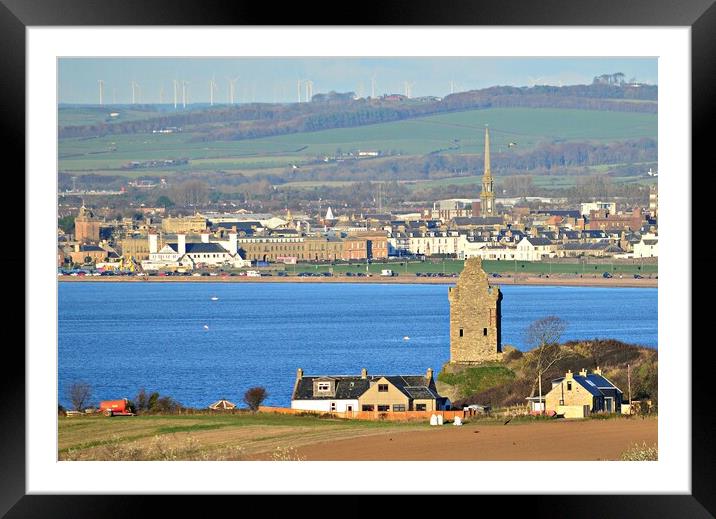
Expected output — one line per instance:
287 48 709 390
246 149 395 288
58 127 657 280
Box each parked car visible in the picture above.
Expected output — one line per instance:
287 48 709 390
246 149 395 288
602 272 613 278
634 274 643 279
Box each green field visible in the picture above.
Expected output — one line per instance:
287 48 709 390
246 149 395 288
58 106 169 127
286 259 657 276
58 107 657 174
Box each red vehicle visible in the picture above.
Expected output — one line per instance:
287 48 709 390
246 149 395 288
99 399 135 417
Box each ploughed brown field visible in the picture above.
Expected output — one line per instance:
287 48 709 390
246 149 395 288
252 417 658 461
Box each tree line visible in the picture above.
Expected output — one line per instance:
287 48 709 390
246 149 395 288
59 82 657 141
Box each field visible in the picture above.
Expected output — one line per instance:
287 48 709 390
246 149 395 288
58 412 657 461
58 107 657 174
58 412 424 461
289 259 658 276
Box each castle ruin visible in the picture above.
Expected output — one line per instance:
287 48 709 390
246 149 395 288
448 257 503 364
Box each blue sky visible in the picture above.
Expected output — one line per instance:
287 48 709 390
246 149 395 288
58 57 657 105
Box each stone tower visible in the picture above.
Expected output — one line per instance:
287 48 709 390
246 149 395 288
448 257 502 364
74 203 100 243
479 127 496 217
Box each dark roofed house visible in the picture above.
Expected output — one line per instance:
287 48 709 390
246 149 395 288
291 367 450 415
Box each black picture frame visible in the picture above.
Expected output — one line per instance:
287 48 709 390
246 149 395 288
4 0 708 516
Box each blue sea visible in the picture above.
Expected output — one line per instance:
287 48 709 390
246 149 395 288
58 282 657 408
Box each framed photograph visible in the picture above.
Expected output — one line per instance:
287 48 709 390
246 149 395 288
6 0 710 516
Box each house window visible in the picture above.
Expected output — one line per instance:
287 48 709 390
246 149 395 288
459 328 464 337
330 402 336 412
378 384 389 392
483 328 488 336
416 404 427 411
567 382 572 391
559 399 564 405
377 405 390 412
393 404 406 412
317 383 330 392
362 404 374 411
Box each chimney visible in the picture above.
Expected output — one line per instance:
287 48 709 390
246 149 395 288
177 234 186 255
565 369 573 380
360 368 367 379
579 368 587 377
229 231 238 255
296 368 303 380
201 230 210 243
148 231 158 254
426 368 434 381
594 366 602 376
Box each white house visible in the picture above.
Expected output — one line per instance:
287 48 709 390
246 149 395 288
290 369 361 414
633 233 658 258
515 237 557 261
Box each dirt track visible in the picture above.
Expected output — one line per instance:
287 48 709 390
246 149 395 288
288 418 658 461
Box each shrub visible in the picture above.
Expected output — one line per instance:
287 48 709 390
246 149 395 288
620 442 658 461
243 386 268 411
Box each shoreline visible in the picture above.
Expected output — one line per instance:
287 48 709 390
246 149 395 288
59 275 657 288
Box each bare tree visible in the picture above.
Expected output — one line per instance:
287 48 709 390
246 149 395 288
524 316 571 414
68 381 92 411
171 179 209 208
243 387 268 412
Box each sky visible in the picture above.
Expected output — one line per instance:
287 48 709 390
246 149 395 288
58 57 657 105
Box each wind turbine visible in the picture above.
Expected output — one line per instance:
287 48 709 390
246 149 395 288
527 76 545 87
97 80 104 106
173 79 178 109
371 76 376 98
182 80 188 108
296 79 302 103
209 77 217 106
404 81 414 98
228 77 239 105
304 80 313 102
131 81 138 104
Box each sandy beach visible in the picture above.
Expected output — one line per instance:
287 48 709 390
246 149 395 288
59 275 657 288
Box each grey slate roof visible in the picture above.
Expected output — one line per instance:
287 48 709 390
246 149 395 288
167 242 229 254
524 237 553 246
293 374 439 401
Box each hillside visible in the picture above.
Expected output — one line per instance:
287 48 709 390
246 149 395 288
58 83 657 139
58 107 656 175
437 339 657 409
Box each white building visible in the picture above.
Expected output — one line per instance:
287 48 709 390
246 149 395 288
580 201 617 217
515 237 558 262
141 231 251 270
407 231 468 256
633 233 658 258
291 370 360 414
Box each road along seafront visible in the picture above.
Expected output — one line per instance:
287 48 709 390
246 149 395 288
58 274 657 288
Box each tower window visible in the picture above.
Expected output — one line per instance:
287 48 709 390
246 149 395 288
483 328 488 336
459 328 464 337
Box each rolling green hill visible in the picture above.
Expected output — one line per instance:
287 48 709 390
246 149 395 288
58 107 656 175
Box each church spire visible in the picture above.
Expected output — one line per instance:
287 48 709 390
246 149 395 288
479 125 496 216
483 126 491 179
